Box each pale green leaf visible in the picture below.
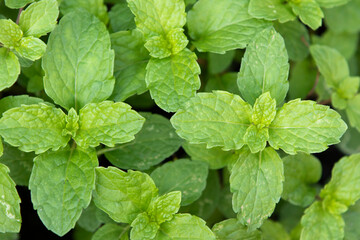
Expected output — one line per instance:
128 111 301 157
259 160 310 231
154 214 216 240
145 48 200 112
19 0 59 38
148 191 181 224
288 59 317 100
108 3 135 32
208 50 236 75
243 125 269 153
93 167 158 224
130 213 159 240
248 0 296 23
60 0 108 24
300 201 344 240
74 101 144 148
92 223 129 240
4 0 34 9
0 163 21 233
150 159 208 206
0 95 44 116
0 19 22 48
316 0 350 8
324 0 360 33
282 153 322 207
187 0 271 53
42 10 115 111
261 220 291 240
316 76 332 102
29 147 98 236
0 48 20 91
346 94 360 131
251 92 276 128
268 99 347 154
336 76 359 100
0 103 70 154
290 0 324 30
14 36 46 61
230 147 283 230
110 30 149 102
205 73 240 95
332 92 348 110
170 91 252 150
104 113 182 170
238 27 289 105
212 218 262 240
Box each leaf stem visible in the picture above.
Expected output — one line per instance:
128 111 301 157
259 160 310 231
97 147 117 156
16 8 23 25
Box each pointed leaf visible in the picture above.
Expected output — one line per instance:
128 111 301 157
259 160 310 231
60 0 108 24
130 212 159 240
290 0 324 30
148 191 181 224
249 0 296 23
4 0 34 9
14 36 46 61
0 48 20 91
0 19 22 48
243 125 269 153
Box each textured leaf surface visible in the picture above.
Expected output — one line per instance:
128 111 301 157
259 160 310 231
238 27 289 105
0 163 21 233
249 0 296 23
0 103 70 154
42 10 115 110
74 101 144 148
290 0 324 30
14 36 46 61
148 191 181 225
187 0 271 53
4 0 34 8
19 0 59 38
324 0 360 33
230 147 284 230
212 218 262 240
243 125 269 153
269 99 347 154
111 30 149 102
92 223 129 240
0 95 44 115
150 159 208 206
155 214 216 240
0 19 22 48
171 91 252 150
29 147 98 236
146 48 200 112
282 153 322 206
104 113 182 170
60 0 108 23
130 212 159 240
93 167 158 223
0 48 20 92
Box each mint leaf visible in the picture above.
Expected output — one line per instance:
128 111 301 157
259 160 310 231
238 27 289 105
170 91 252 150
4 0 34 9
317 0 350 8
288 59 317 100
251 92 277 128
0 103 70 154
0 48 20 92
268 99 347 154
0 163 21 233
148 191 181 224
282 153 322 207
92 223 129 240
243 125 269 153
110 30 149 102
337 76 359 100
346 94 360 131
14 36 46 61
0 19 22 48
289 0 324 30
187 0 271 53
130 212 159 240
77 201 102 232
212 218 262 240
108 3 135 32
42 10 115 111
22 60 44 93
248 0 296 23
324 0 360 33
93 167 158 224
0 95 44 116
74 101 144 148
19 0 59 38
155 214 215 239
261 220 291 240
29 147 98 236
145 49 200 112
150 159 208 206
230 147 283 230
60 0 108 24
300 201 344 240
104 113 182 171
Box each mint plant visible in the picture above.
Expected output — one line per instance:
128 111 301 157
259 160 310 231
0 0 360 239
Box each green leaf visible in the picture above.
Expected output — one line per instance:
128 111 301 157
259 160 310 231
237 27 289 105
0 103 70 154
208 50 236 75
212 218 262 240
187 0 271 53
104 113 182 170
261 220 291 240
337 111 360 155
243 125 269 153
150 159 208 206
324 0 360 33
230 147 283 230
128 0 187 58
42 10 115 111
251 92 276 128
110 30 149 102
282 153 322 207
0 232 18 240
337 76 360 100
289 0 324 30
14 36 46 61
316 76 332 102
29 147 98 236
60 0 108 24
248 0 296 23
19 0 59 38
93 167 158 224
218 185 236 219
268 99 347 154
288 59 317 100
74 101 144 148
108 3 135 32
145 48 200 112
300 201 344 240
274 20 310 62
346 94 360 131
92 223 129 240
130 212 159 240
317 0 350 8
21 60 44 93
0 19 22 48
0 163 21 233
0 142 34 186
4 0 34 9
0 95 44 116
170 91 252 150
205 73 240 95
0 48 20 91
154 214 216 240
148 191 181 225
77 201 102 232
343 207 360 240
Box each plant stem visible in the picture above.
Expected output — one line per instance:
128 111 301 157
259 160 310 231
16 8 23 25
